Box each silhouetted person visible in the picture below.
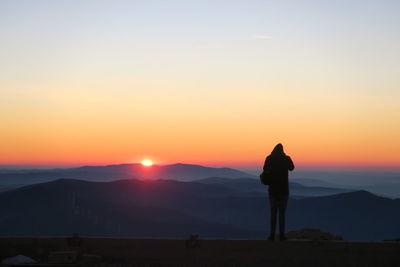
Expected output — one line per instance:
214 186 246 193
263 143 294 241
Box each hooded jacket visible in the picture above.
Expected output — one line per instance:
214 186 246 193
263 145 294 198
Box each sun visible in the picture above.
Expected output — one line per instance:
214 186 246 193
141 159 153 167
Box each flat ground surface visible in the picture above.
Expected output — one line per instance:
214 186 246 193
1 238 400 267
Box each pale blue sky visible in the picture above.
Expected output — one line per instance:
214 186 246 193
1 0 399 85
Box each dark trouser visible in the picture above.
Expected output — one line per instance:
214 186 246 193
269 196 288 236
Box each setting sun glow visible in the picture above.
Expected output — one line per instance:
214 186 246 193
141 159 153 167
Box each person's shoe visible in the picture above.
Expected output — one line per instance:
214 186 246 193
268 234 275 241
279 234 287 241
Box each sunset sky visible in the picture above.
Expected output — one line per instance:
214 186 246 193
1 1 399 169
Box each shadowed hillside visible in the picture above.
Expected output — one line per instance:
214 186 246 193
0 179 260 238
0 179 399 240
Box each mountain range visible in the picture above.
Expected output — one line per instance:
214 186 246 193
0 163 351 198
1 178 399 241
0 163 253 186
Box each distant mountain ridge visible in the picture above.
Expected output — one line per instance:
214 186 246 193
0 163 255 186
292 171 400 198
0 164 353 198
196 177 351 197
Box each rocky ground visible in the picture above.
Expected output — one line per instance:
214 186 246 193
1 237 400 267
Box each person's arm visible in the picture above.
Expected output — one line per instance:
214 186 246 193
287 156 295 171
263 156 270 171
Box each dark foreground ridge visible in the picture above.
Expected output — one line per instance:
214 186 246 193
1 237 400 267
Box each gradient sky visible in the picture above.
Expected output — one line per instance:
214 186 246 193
1 0 399 169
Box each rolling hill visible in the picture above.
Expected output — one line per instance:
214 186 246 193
0 178 399 240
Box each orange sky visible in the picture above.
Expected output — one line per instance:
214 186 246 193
1 84 399 169
1 1 399 169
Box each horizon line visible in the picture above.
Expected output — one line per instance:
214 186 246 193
0 162 400 172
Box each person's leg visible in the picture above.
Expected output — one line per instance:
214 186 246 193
278 198 288 240
269 197 278 239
